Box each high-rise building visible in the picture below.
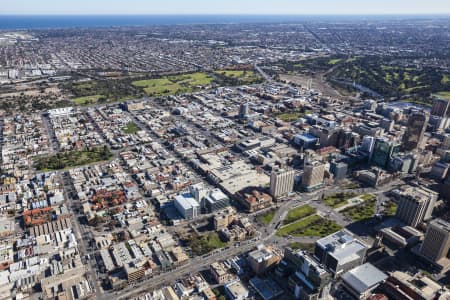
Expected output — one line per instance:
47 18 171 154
420 219 450 266
239 102 249 119
402 110 429 151
431 98 450 117
270 169 295 200
330 161 348 182
371 138 400 168
395 186 437 227
302 160 326 192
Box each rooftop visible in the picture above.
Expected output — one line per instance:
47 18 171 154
342 263 388 294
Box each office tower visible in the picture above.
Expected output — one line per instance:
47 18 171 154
413 219 450 274
361 136 375 154
431 98 450 117
395 186 437 227
270 169 295 199
302 160 326 192
402 110 429 151
371 138 400 168
419 219 450 271
239 102 249 119
330 161 348 182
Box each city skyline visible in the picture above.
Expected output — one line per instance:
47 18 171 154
1 0 450 15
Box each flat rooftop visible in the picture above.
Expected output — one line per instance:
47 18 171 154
342 263 387 294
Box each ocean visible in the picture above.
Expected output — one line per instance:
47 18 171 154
0 15 445 30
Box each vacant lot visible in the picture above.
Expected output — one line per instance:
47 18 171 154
132 72 214 97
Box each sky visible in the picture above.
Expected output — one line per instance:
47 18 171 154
1 0 450 15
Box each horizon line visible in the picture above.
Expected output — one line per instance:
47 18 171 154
1 13 450 16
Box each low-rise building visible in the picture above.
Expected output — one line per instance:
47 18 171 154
341 263 388 299
314 230 368 277
225 280 249 300
247 244 282 276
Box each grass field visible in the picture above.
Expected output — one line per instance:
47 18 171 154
257 209 276 225
215 69 263 85
385 201 398 216
34 146 113 171
328 58 342 65
435 91 450 100
340 182 361 189
401 98 433 107
283 205 316 225
289 242 315 252
323 192 356 209
66 79 139 105
343 199 377 221
188 232 227 256
122 122 140 134
132 72 214 97
277 214 341 237
276 112 302 122
73 94 105 105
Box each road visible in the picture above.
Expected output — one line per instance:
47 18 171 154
60 172 104 300
254 64 274 83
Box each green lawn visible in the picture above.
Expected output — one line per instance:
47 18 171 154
122 122 140 134
214 69 263 85
323 192 356 209
283 205 316 225
132 72 214 97
343 199 377 221
277 214 341 237
442 75 450 84
73 94 105 105
257 209 276 225
188 232 228 256
289 242 315 252
385 201 398 216
276 112 302 122
401 98 433 107
435 91 450 100
360 194 375 201
340 182 361 189
328 58 342 65
34 146 113 171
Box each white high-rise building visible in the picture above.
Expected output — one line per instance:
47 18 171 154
270 169 295 200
